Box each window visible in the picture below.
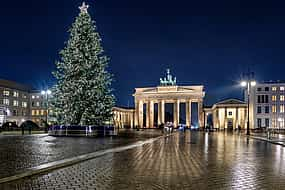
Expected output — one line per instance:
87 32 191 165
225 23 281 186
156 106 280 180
272 95 277 102
22 102 27 108
228 111 232 116
22 94 27 99
36 96 40 99
32 110 36 116
36 102 40 107
265 95 269 103
257 118 262 128
13 100 18 107
13 91 19 97
32 96 35 99
272 119 277 128
265 106 270 113
281 95 285 101
279 118 285 128
265 118 270 127
257 95 261 103
272 87 277 91
272 105 277 113
262 95 265 103
257 87 262 92
281 86 285 91
280 105 285 113
257 106 262 114
3 99 9 105
265 87 269 91
3 90 9 96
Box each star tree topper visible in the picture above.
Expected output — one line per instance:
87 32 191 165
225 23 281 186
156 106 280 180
79 2 89 14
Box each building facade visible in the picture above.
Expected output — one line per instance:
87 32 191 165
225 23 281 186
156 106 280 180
249 82 285 129
133 70 205 128
211 99 247 130
0 79 31 126
112 107 135 128
0 79 49 127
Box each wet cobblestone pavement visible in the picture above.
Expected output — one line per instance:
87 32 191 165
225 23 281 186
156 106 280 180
2 131 285 190
0 129 162 178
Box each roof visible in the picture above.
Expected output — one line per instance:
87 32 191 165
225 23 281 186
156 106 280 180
215 99 246 105
0 79 33 92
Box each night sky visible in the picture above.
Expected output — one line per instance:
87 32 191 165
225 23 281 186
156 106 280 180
1 0 285 106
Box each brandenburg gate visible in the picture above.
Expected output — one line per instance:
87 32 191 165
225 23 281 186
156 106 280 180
133 69 205 128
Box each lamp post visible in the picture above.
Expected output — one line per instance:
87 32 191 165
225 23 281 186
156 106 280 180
41 90 51 127
241 76 256 136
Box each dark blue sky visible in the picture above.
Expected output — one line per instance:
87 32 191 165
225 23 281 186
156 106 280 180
1 0 285 106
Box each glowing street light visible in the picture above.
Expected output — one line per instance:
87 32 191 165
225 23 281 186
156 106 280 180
240 71 256 136
241 81 247 87
41 89 52 130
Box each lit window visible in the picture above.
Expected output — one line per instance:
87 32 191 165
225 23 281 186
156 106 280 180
32 96 35 99
272 95 277 101
22 102 27 108
36 96 40 99
32 110 36 116
36 102 40 107
3 99 9 105
13 91 19 97
279 118 285 128
272 87 277 91
281 105 285 113
272 118 277 128
281 86 285 91
281 95 285 101
13 100 18 107
41 110 45 115
3 90 9 96
272 105 277 113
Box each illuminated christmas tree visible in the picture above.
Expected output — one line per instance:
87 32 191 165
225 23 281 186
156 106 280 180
52 2 115 125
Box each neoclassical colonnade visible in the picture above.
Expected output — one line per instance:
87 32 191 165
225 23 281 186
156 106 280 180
112 107 135 128
133 85 205 128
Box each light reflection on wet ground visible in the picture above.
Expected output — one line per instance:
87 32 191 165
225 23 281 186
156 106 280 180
2 131 285 189
0 129 162 178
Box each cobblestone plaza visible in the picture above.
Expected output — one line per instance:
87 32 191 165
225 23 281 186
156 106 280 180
1 131 285 190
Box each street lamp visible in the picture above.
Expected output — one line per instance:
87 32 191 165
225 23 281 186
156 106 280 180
241 76 256 136
41 90 51 127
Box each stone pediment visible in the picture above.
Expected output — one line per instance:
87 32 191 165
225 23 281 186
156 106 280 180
215 99 246 105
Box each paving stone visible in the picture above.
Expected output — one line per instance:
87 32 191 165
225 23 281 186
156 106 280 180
2 131 285 189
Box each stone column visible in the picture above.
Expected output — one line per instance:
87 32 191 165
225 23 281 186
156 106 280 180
198 101 203 128
235 107 239 129
158 102 161 126
130 112 134 128
224 107 227 129
149 100 154 128
146 102 149 128
161 100 165 124
138 100 143 128
174 100 180 128
135 100 139 127
186 100 191 128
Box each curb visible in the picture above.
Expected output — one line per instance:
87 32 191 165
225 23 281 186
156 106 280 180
0 132 175 184
248 135 285 147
